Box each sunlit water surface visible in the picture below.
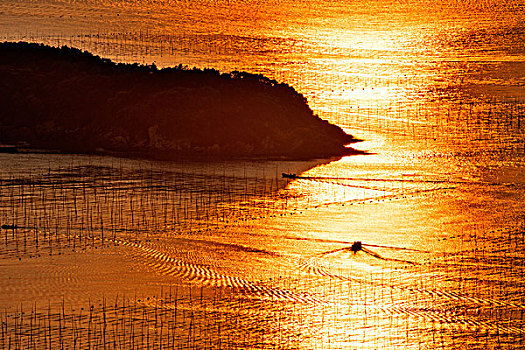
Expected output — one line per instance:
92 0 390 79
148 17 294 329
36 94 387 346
1 0 525 349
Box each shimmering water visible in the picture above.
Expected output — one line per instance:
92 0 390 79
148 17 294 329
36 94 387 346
1 0 525 349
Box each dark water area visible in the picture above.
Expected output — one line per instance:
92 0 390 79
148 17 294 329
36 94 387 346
1 0 525 348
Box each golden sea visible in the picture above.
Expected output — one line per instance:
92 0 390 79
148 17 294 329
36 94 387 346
1 0 525 348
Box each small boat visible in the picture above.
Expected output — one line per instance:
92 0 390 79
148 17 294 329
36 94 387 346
319 240 421 265
350 241 362 253
281 173 297 179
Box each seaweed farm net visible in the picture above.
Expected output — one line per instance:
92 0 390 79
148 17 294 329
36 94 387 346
0 153 524 349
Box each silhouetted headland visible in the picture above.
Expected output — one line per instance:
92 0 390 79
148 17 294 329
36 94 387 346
0 42 362 160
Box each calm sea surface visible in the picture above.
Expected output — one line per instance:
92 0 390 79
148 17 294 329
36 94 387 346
1 0 525 348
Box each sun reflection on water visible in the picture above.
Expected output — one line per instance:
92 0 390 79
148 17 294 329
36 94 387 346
1 0 525 348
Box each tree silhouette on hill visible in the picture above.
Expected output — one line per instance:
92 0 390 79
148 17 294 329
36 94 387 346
0 42 361 160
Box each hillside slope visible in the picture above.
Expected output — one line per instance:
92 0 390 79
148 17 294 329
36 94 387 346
0 42 361 160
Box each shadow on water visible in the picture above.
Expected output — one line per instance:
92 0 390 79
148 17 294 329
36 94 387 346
0 153 338 258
